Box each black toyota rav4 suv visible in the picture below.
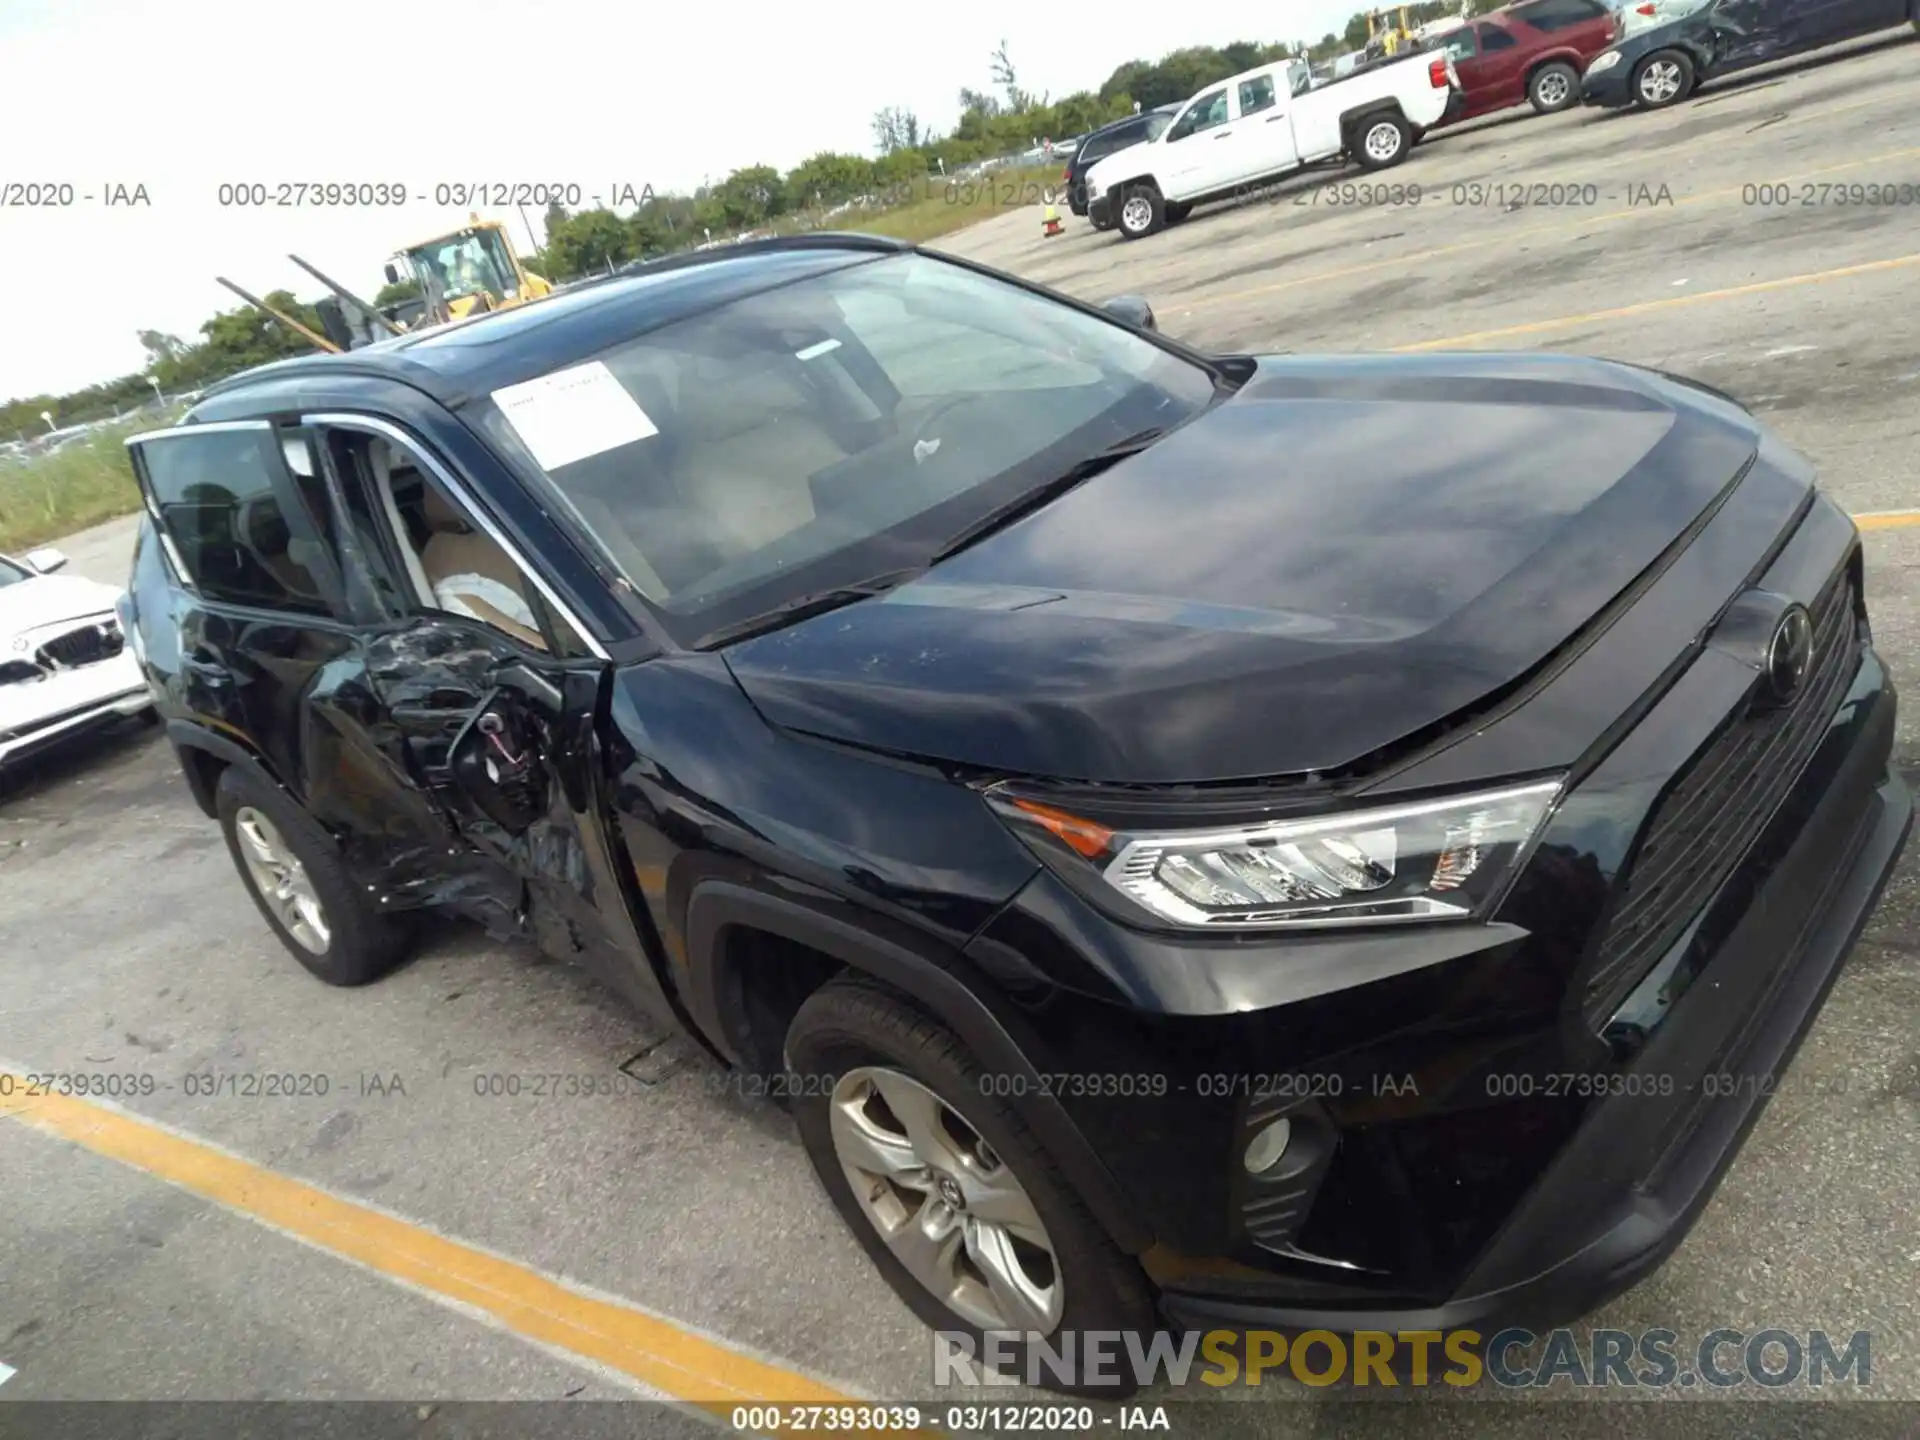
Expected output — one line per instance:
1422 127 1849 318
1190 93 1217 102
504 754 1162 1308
121 234 1908 1388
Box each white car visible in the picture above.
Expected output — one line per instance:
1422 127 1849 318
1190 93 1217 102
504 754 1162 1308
0 546 154 769
1616 0 1712 34
1084 50 1459 240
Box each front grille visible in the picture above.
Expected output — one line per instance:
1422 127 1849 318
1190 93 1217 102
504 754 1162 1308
36 620 124 670
1582 570 1860 1029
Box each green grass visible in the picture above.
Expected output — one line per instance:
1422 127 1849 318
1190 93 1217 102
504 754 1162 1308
0 173 1055 551
849 165 1064 244
0 412 179 553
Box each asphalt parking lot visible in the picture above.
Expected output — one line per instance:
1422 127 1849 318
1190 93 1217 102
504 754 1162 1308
4 30 1919 1439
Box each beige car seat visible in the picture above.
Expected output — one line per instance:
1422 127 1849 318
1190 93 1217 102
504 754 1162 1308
416 484 548 651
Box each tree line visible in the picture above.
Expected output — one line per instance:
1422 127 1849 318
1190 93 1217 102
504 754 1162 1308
8 7 1488 436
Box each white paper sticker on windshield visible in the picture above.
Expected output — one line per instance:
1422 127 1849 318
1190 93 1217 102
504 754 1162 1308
490 361 658 470
796 337 842 361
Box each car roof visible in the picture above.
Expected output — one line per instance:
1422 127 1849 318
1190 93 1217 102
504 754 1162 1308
197 233 911 413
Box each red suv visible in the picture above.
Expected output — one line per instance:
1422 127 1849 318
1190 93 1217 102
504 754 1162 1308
1426 0 1618 122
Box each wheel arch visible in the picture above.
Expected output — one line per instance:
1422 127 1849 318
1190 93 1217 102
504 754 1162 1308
1524 50 1582 86
1101 174 1162 208
167 719 280 819
1338 99 1408 139
683 879 1154 1255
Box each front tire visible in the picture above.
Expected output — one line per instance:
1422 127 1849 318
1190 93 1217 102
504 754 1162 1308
1351 112 1411 170
1632 50 1695 109
1114 185 1165 240
216 765 413 986
1528 60 1579 113
786 979 1155 1395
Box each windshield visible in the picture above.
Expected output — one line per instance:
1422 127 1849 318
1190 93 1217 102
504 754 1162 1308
407 228 518 303
469 251 1220 647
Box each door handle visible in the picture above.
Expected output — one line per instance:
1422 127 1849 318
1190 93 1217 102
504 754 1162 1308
1214 131 1234 139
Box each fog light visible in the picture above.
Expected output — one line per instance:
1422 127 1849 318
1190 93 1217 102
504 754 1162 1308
1243 1117 1292 1175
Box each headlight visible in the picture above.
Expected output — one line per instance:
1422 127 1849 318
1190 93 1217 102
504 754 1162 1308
990 779 1562 931
1586 50 1622 74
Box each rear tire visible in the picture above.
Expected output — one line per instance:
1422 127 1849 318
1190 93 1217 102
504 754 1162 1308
1351 111 1411 170
1528 60 1579 113
1631 50 1695 109
215 765 414 986
786 979 1156 1396
1114 185 1165 240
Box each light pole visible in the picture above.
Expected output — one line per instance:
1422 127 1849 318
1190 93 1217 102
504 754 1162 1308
40 411 55 433
147 377 164 406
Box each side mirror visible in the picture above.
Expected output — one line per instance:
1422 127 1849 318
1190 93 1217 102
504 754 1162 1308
24 546 68 574
384 263 401 286
1102 295 1157 332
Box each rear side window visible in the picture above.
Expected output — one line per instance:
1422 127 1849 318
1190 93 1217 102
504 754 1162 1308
1477 22 1519 49
1511 0 1608 28
1080 122 1142 163
135 426 337 617
1239 75 1278 115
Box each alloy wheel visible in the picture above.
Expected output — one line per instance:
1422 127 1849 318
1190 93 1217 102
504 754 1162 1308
1535 71 1571 107
829 1066 1064 1334
232 806 330 954
1364 121 1403 163
1639 60 1683 103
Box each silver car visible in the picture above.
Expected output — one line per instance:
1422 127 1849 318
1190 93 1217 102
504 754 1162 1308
0 546 154 769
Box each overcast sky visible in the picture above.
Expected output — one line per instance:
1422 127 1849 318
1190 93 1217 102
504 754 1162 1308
0 0 1362 404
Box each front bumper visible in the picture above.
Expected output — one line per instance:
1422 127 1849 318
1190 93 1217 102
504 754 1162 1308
1164 697 1909 1333
1581 65 1634 106
0 649 152 765
1087 194 1112 228
963 484 1905 1330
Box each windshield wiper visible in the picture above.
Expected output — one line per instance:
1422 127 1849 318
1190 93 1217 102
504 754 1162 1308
693 566 925 649
927 427 1170 565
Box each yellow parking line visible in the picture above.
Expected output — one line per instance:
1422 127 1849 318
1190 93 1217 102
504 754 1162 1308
0 1077 902 1420
1390 251 1920 349
1853 510 1920 531
1184 143 1920 314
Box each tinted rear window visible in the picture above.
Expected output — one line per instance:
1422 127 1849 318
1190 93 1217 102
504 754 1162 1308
137 428 333 616
1080 123 1144 162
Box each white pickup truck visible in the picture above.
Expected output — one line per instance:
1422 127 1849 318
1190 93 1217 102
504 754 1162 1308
1085 52 1461 240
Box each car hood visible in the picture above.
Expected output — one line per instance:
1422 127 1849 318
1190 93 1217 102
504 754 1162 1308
0 572 122 643
724 353 1763 785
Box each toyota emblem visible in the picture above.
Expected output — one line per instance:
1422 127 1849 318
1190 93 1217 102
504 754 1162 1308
1763 604 1814 707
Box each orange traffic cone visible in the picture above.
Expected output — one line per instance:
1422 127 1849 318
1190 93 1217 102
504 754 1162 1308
1042 202 1063 237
